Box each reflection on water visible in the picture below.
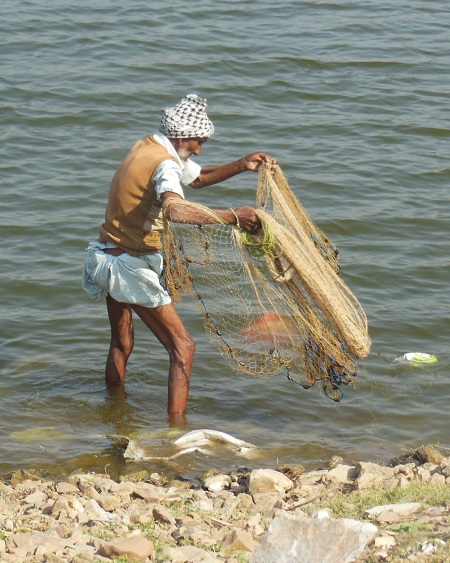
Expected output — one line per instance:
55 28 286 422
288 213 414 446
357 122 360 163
97 386 141 438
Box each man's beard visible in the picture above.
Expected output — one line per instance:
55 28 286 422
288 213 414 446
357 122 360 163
176 147 189 161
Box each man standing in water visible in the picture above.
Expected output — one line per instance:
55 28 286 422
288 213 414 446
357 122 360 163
82 94 276 418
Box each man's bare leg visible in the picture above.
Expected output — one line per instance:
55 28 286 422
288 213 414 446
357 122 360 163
132 302 195 416
105 295 134 385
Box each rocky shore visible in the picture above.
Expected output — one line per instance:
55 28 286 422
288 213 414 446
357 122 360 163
1 444 450 562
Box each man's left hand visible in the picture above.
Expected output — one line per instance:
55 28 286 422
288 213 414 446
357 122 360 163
241 152 277 172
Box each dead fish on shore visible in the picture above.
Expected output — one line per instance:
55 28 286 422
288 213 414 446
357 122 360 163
123 429 259 462
173 429 257 453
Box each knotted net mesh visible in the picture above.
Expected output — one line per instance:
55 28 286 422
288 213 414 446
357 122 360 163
162 164 370 400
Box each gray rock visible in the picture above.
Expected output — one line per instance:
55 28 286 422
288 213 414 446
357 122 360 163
0 482 13 494
221 493 240 514
250 510 377 563
68 495 85 514
99 535 154 561
34 544 47 558
22 489 48 508
327 464 358 484
50 495 70 516
175 511 204 527
203 474 232 492
129 507 155 524
441 465 450 478
153 505 176 526
44 554 65 563
382 475 405 491
248 469 293 494
83 498 121 523
374 535 396 548
393 463 416 479
276 463 306 479
235 492 255 512
417 466 431 482
172 525 215 547
252 492 283 513
132 482 161 502
430 472 446 485
163 544 219 562
8 530 71 556
355 462 395 490
96 492 124 511
422 462 442 474
396 474 410 488
56 481 80 494
365 502 421 518
298 469 329 486
222 527 258 552
80 483 101 500
195 497 215 512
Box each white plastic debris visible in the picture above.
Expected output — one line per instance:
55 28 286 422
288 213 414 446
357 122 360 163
421 539 445 554
402 352 438 364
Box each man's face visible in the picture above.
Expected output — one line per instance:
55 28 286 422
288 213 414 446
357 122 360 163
173 138 208 161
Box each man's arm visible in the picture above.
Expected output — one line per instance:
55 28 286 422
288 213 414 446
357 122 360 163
161 192 261 233
190 152 276 189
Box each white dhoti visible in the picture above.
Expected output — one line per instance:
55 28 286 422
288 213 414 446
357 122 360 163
82 240 171 308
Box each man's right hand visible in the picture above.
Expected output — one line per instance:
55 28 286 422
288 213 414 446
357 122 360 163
233 206 261 233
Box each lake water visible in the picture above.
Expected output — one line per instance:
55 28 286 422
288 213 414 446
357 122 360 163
1 0 449 481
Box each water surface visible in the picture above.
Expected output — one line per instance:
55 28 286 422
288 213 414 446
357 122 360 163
1 0 449 480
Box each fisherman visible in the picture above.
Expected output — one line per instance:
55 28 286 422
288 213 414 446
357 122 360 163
82 93 276 419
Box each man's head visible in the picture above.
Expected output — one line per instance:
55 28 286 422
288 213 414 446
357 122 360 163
159 94 214 140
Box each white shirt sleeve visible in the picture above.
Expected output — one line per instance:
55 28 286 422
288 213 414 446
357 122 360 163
153 158 201 200
181 158 201 186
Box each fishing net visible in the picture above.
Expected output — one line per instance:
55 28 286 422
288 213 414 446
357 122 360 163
162 164 370 401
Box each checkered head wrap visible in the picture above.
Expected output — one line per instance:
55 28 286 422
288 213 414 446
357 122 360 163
159 94 214 139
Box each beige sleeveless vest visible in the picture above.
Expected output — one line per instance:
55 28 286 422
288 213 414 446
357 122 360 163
98 136 177 255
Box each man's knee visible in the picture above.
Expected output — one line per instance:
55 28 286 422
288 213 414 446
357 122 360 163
182 333 196 358
187 334 196 357
173 333 195 362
